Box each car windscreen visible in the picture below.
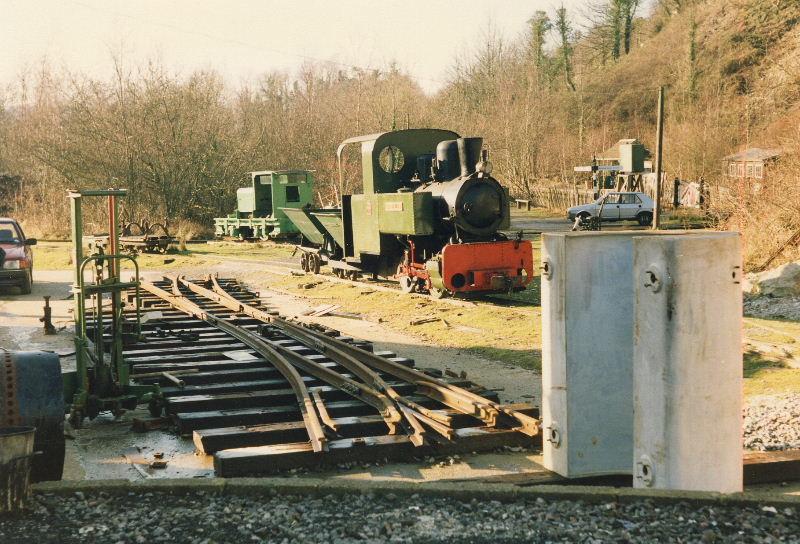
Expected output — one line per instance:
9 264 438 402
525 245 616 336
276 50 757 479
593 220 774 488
0 222 22 244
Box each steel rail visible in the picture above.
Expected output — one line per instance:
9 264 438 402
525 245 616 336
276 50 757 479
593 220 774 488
269 316 453 436
171 276 405 437
204 275 539 438
272 319 500 426
207 274 450 426
207 276 445 442
139 279 328 453
318 338 540 437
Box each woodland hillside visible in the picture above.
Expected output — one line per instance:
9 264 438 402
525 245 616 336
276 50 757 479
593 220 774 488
1 0 799 266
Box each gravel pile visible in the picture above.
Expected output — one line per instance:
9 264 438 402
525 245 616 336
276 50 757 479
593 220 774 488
744 394 800 451
1 491 797 543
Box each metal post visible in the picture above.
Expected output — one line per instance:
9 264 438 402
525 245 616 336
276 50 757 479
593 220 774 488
108 191 126 386
69 193 89 404
652 86 665 230
673 178 680 208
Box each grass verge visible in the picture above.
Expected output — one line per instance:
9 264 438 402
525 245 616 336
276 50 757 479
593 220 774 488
265 273 542 371
743 316 800 396
32 240 295 271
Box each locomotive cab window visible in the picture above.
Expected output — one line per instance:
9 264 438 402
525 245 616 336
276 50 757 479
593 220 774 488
378 146 404 174
285 185 300 203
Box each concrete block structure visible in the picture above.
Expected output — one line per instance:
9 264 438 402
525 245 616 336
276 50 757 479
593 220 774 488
632 232 742 493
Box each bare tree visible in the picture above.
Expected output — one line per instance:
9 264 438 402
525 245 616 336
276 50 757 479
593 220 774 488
555 7 577 92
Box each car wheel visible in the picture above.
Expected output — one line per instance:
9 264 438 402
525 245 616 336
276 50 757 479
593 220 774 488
637 212 653 226
20 270 32 294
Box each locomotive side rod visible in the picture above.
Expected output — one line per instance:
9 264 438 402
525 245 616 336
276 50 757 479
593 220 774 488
138 279 328 453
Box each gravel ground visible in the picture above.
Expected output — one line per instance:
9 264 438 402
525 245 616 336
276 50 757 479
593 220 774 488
1 491 798 543
745 394 800 451
744 295 800 321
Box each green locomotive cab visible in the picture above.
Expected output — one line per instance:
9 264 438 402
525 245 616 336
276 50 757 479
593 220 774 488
214 170 314 240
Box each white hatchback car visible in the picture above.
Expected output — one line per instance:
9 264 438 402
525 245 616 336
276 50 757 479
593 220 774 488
567 192 654 226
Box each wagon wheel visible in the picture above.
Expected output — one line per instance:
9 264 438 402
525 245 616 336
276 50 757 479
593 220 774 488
149 222 170 237
346 270 359 281
310 254 321 274
300 252 309 272
398 275 415 293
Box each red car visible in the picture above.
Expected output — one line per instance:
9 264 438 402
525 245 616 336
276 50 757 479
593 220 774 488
0 218 36 294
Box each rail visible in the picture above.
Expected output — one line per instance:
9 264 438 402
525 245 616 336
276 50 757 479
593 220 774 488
203 274 540 438
139 278 328 452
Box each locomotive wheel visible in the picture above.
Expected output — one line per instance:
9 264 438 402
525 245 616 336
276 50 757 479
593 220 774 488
398 275 415 293
429 286 448 299
300 253 309 272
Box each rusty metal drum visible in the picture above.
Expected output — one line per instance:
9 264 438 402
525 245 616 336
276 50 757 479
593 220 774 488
0 351 65 481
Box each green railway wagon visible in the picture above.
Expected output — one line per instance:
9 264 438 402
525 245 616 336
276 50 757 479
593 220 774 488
214 170 314 240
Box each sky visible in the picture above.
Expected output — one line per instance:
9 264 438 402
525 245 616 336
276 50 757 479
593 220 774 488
0 0 595 94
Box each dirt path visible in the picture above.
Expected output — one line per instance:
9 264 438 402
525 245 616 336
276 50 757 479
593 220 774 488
0 270 75 363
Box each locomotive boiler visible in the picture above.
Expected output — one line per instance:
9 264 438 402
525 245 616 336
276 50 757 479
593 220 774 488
282 129 533 297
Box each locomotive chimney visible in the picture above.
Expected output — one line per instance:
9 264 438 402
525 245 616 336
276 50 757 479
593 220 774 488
457 137 483 178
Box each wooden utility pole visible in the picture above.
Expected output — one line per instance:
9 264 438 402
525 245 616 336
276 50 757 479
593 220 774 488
653 86 665 230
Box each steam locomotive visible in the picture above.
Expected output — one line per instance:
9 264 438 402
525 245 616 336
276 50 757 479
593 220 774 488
282 129 533 297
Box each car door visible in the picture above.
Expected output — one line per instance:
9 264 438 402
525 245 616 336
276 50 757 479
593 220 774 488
599 193 620 220
618 193 641 220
